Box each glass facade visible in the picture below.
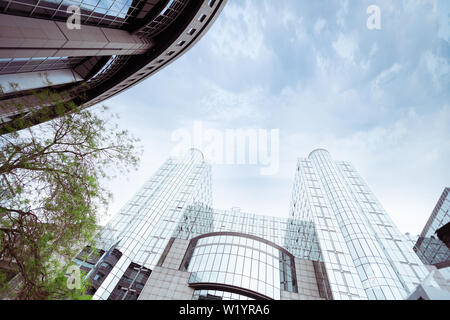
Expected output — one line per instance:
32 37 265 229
0 0 141 29
0 57 86 75
291 149 429 299
173 206 321 257
182 232 297 300
193 289 254 300
135 0 189 38
414 188 450 267
82 148 430 300
89 148 212 300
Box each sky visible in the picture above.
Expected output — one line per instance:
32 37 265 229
96 0 450 235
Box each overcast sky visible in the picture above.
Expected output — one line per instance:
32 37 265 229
97 0 450 235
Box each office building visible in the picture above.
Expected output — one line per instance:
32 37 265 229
76 148 431 300
413 188 450 269
291 149 430 300
407 187 450 299
75 148 211 300
0 0 227 131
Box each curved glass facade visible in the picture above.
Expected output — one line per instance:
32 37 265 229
181 232 297 300
75 147 430 300
291 149 429 299
193 289 254 300
135 0 188 37
0 0 138 29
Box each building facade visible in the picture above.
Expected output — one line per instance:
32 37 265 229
406 188 450 300
413 188 450 269
0 0 227 132
75 148 212 300
138 206 333 300
291 149 429 300
76 148 432 300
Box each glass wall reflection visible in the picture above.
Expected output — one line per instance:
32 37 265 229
182 232 298 300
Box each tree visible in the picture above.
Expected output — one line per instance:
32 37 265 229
0 89 141 299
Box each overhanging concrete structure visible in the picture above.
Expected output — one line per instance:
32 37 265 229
0 0 227 133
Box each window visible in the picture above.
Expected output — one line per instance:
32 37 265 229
101 262 111 267
124 291 138 300
183 232 298 300
93 272 105 281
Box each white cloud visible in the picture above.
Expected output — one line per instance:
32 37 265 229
372 63 402 92
336 0 349 28
332 32 359 63
422 50 450 90
280 9 307 43
208 0 272 61
314 17 327 35
198 84 267 124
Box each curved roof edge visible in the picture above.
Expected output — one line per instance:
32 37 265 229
308 148 330 159
188 148 205 161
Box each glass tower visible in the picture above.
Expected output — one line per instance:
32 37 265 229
290 149 429 300
77 148 431 300
82 148 212 300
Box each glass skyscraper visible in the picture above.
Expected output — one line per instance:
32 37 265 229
414 188 450 268
76 148 212 300
76 148 431 300
291 149 429 300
